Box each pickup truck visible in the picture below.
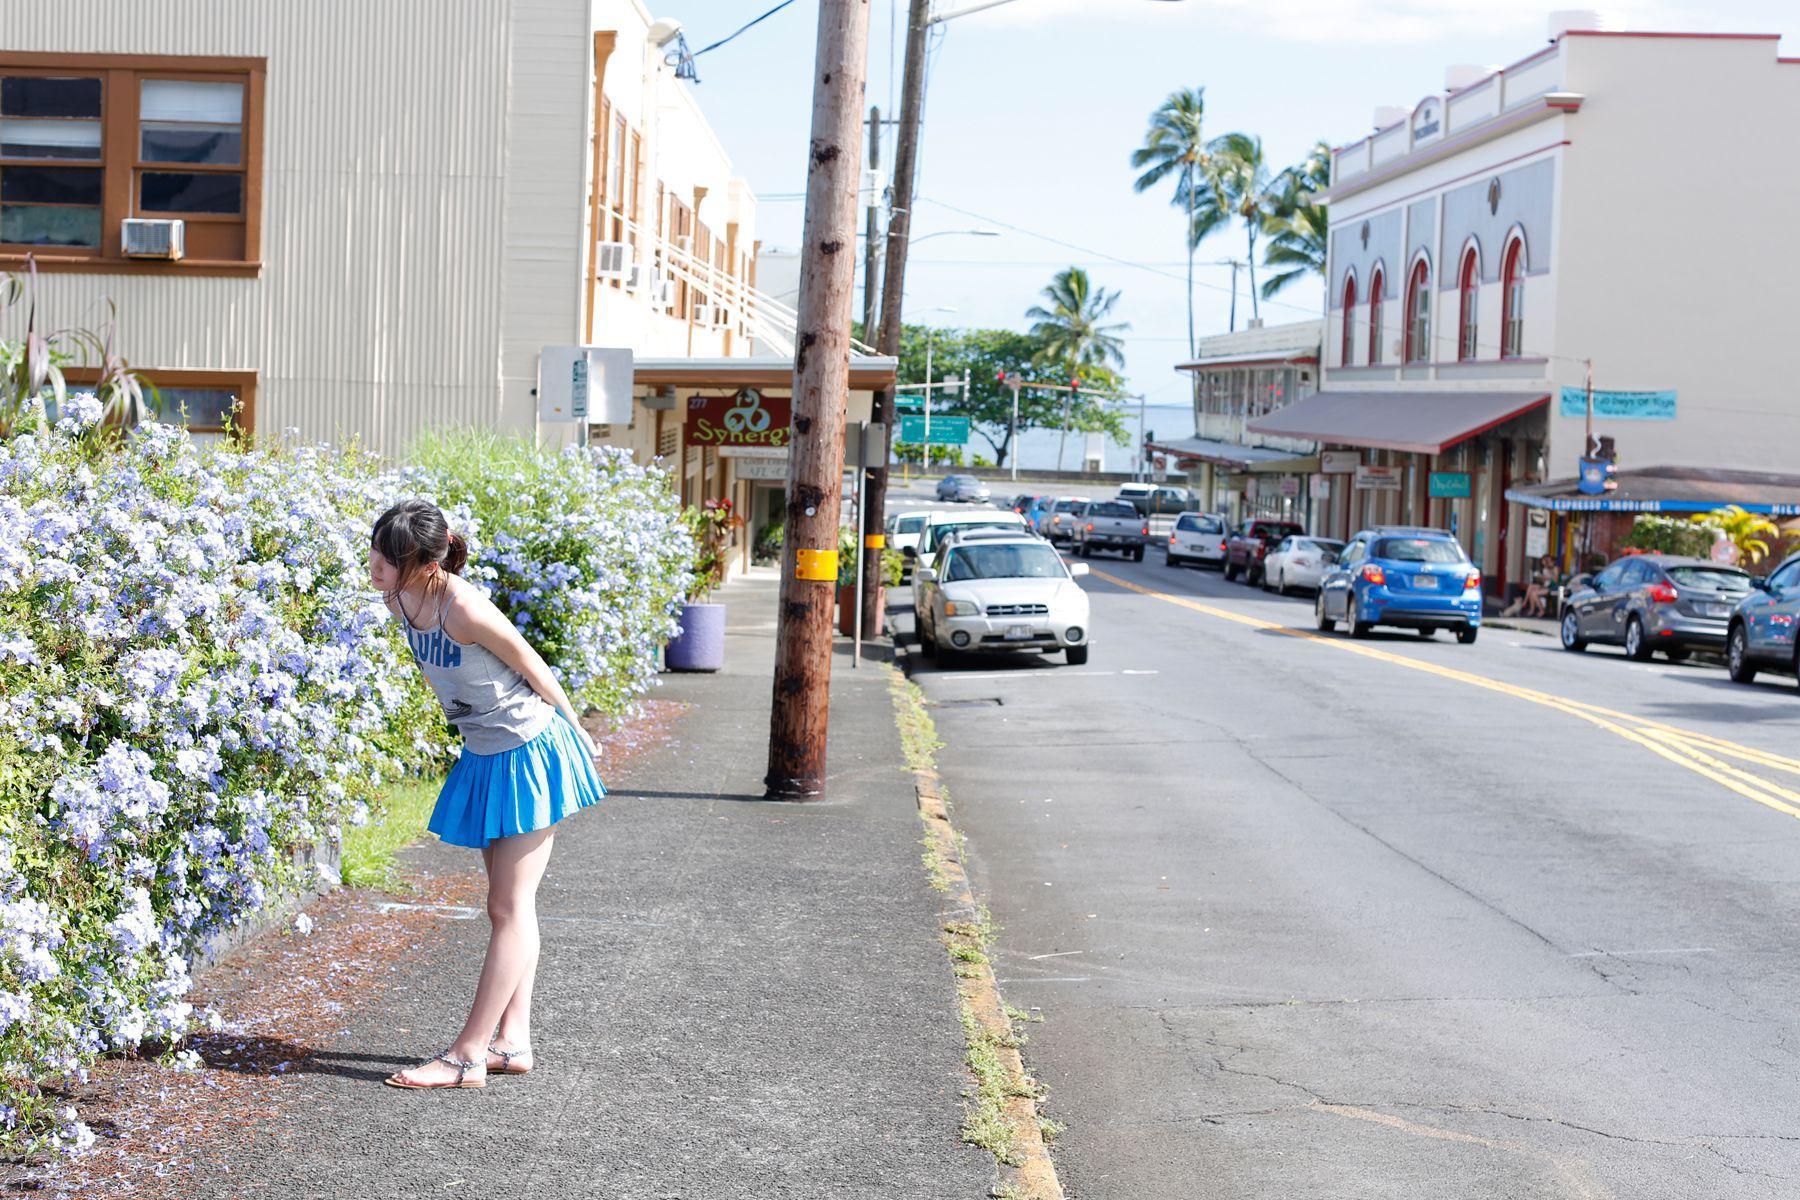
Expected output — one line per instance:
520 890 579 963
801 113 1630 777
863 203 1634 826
1074 500 1153 561
1224 519 1306 585
1117 485 1199 517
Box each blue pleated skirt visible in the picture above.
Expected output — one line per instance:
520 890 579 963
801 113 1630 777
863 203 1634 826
428 711 606 849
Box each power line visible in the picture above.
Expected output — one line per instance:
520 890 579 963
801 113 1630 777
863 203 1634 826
689 0 799 58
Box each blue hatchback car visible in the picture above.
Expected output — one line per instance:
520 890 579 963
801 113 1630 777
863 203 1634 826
1315 526 1483 643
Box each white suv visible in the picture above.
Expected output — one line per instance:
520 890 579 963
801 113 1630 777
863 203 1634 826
1164 511 1227 568
915 534 1092 666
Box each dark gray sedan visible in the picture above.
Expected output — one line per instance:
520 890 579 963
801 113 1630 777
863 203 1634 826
1560 554 1753 660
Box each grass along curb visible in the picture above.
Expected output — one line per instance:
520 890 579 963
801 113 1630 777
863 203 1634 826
888 667 1066 1200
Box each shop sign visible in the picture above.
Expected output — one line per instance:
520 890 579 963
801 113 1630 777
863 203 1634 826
1279 476 1300 498
733 457 789 483
1428 471 1471 499
1557 387 1676 421
684 389 791 450
1411 98 1442 144
1524 509 1549 559
1321 450 1361 474
1710 538 1740 565
1355 464 1402 491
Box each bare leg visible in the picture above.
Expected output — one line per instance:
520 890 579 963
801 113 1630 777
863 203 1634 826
387 828 554 1087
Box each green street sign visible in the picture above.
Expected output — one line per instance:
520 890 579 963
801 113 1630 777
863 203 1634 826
897 414 969 445
1429 471 1471 498
894 394 926 413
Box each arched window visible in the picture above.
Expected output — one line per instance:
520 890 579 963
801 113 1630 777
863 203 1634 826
1500 236 1526 358
1404 257 1431 364
1367 265 1385 365
1340 272 1357 367
1457 246 1480 361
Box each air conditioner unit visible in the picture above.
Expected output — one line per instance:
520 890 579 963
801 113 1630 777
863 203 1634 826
594 240 630 280
625 262 646 291
702 303 730 329
122 218 185 260
649 275 677 311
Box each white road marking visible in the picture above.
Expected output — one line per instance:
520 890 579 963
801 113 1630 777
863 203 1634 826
998 977 1092 984
1567 947 1715 958
1026 949 1085 961
935 669 1158 681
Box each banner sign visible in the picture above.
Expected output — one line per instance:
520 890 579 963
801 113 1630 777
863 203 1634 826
1355 464 1402 491
1279 476 1300 498
1428 471 1471 498
1310 474 1330 499
733 457 789 482
684 390 790 450
1524 509 1550 559
1321 450 1361 474
1558 387 1676 421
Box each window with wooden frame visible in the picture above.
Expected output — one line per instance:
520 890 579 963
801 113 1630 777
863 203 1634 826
1500 235 1526 358
1456 245 1480 361
1338 271 1356 367
63 366 256 436
1367 264 1384 364
608 112 625 241
1403 257 1431 363
692 223 711 315
0 54 263 274
669 197 692 318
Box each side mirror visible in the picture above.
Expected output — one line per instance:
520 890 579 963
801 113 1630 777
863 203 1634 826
916 567 937 583
1069 561 1091 578
1322 552 1338 565
1753 576 1772 593
903 546 916 558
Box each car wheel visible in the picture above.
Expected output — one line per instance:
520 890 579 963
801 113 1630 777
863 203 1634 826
1348 598 1372 638
1246 565 1262 587
921 621 938 659
1065 644 1090 666
1727 623 1756 683
1456 625 1479 645
1624 616 1652 661
1224 560 1239 581
1560 610 1587 652
1315 594 1335 632
1077 542 1091 558
1276 569 1291 596
1131 546 1144 562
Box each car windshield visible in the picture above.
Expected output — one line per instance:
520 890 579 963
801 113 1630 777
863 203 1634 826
1307 539 1345 553
1253 524 1304 539
1667 566 1751 590
943 544 1067 582
1089 502 1137 518
1373 537 1466 563
925 520 1017 552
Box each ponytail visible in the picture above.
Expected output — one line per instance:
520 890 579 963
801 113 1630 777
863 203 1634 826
443 531 468 576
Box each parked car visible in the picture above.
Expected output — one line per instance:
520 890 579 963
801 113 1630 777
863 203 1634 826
935 474 991 503
1007 494 1042 515
1040 497 1090 545
1224 519 1306 584
1074 500 1152 560
914 533 1092 666
1263 536 1346 595
1115 482 1156 510
1727 551 1800 686
1164 511 1228 568
911 510 1032 611
885 510 954 573
1316 526 1482 642
1560 554 1753 660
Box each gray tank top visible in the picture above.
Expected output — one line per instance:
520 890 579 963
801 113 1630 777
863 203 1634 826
400 586 552 756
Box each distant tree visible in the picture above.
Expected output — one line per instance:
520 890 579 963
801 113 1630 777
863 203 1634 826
1261 140 1331 300
1130 88 1217 358
1202 132 1279 326
1025 268 1131 469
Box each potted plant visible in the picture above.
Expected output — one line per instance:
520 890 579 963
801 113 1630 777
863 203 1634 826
836 530 905 636
665 498 736 672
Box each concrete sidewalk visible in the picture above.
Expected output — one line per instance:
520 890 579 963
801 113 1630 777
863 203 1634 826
199 570 991 1199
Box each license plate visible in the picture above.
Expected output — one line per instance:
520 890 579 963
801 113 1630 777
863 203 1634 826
1702 602 1730 617
1005 624 1034 641
1412 574 1439 589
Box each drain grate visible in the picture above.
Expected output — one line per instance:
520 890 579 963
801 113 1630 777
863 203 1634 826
929 697 1003 708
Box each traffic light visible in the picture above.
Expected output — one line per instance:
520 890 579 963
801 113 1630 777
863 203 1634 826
1144 428 1156 445
1069 375 1081 397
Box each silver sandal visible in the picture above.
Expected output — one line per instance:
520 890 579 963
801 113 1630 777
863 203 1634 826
487 1042 533 1076
384 1048 487 1090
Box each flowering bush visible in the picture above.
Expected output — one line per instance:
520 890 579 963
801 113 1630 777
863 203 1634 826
0 415 690 1157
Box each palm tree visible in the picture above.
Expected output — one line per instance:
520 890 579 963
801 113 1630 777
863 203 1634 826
1130 89 1214 358
1025 267 1128 469
1261 140 1331 301
1203 132 1278 326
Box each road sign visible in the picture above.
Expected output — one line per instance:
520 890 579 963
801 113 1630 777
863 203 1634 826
1355 465 1402 491
897 414 969 445
1429 471 1471 498
894 395 926 413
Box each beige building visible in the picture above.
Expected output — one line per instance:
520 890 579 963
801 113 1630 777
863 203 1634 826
1255 17 1800 598
1 0 890 551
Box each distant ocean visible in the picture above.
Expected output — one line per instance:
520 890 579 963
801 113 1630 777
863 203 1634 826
999 403 1192 474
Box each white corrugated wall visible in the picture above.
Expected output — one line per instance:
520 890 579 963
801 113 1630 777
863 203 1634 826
1 0 589 456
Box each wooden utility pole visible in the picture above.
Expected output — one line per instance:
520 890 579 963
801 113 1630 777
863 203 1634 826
862 105 882 336
765 0 871 800
860 0 931 635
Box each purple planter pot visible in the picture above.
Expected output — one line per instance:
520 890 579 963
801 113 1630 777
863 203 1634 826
665 602 726 672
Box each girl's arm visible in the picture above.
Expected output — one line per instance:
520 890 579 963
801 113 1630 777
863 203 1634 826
451 587 601 764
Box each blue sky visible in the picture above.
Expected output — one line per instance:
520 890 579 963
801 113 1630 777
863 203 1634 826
670 1 1798 422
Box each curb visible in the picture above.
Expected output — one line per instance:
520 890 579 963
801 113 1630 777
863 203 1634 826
886 663 1065 1200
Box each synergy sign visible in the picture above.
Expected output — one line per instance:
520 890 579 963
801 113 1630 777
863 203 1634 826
684 389 791 450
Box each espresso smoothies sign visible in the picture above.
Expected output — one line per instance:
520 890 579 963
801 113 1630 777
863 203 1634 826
684 389 792 451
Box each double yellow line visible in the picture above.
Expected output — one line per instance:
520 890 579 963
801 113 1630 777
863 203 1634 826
1094 569 1800 820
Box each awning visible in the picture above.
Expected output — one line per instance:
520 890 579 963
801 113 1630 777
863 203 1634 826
1146 435 1313 471
1246 389 1549 455
1175 350 1319 371
1507 466 1800 516
632 354 897 391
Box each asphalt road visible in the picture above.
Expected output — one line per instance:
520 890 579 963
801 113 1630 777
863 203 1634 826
891 482 1800 1199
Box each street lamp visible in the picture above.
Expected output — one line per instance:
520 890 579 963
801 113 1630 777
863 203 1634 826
909 227 1001 244
915 305 958 478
